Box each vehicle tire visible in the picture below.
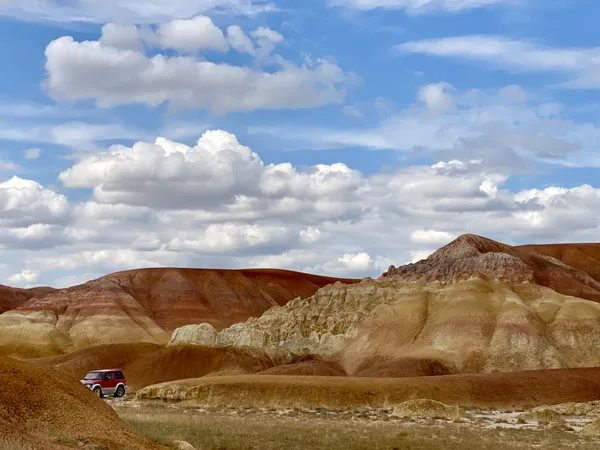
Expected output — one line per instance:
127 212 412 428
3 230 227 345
93 386 103 398
115 385 125 398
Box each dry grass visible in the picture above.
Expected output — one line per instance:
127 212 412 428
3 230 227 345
134 371 600 410
0 438 34 450
118 406 600 450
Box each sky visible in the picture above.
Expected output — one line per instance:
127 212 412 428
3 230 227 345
1 0 600 288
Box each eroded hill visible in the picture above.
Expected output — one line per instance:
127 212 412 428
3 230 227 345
0 268 358 358
0 285 55 314
170 235 600 375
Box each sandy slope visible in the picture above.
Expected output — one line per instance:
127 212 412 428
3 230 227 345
31 342 276 391
0 357 163 450
0 268 357 358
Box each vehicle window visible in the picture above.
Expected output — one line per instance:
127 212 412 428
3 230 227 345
104 372 114 380
115 371 124 379
83 371 103 380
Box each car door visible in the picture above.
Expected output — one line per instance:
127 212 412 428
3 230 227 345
103 371 117 395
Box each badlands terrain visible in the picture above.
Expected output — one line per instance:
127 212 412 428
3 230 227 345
5 234 600 448
0 268 357 358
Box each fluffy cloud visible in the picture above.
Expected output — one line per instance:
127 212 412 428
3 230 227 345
417 82 455 113
226 25 255 54
0 176 70 227
59 130 366 222
410 230 455 245
3 129 600 285
43 23 348 114
156 16 228 53
8 269 39 285
328 0 519 13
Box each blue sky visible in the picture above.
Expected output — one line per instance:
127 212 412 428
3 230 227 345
1 0 600 288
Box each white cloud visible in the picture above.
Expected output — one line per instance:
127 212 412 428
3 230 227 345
0 0 275 24
24 148 42 160
329 0 519 13
99 23 144 52
0 176 70 227
300 227 322 244
157 16 228 53
256 83 590 169
397 35 600 89
251 26 284 57
227 25 255 55
8 269 39 285
417 82 455 113
44 33 348 114
410 229 454 245
4 129 600 287
167 223 295 255
410 250 435 263
58 130 366 221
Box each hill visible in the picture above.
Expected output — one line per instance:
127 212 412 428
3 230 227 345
382 234 600 301
0 284 55 314
170 235 600 375
0 356 162 449
517 242 600 283
0 268 358 358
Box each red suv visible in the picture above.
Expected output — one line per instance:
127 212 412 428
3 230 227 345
80 368 128 398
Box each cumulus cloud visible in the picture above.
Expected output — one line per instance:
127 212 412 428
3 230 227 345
43 24 348 114
0 176 70 227
156 16 228 53
3 129 600 284
226 25 255 55
8 269 39 285
166 223 296 255
98 23 144 52
58 130 366 221
251 26 284 57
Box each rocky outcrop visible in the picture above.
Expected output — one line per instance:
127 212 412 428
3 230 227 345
169 276 600 374
169 235 600 375
0 268 357 358
382 234 600 302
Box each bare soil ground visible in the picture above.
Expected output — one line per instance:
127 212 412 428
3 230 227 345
108 399 600 450
134 370 600 410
